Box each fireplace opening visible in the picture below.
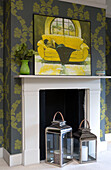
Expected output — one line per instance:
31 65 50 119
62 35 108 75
39 89 88 160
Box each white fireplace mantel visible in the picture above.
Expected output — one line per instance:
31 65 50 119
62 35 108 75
12 76 108 166
15 75 111 79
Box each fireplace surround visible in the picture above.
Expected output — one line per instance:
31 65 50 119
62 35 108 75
20 76 107 166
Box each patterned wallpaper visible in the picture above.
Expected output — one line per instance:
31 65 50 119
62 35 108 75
100 79 106 141
4 0 12 152
0 0 3 148
1 0 107 154
105 18 111 134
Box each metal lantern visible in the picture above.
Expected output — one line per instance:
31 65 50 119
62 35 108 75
45 111 73 167
73 119 97 164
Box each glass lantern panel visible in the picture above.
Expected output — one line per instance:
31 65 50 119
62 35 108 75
88 140 96 161
73 138 80 161
62 131 72 165
46 133 60 165
81 140 96 162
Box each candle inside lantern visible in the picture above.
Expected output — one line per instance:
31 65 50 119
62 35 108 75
54 150 60 164
82 146 88 161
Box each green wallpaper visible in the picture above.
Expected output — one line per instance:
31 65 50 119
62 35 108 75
105 18 111 133
105 79 111 133
4 0 11 152
100 79 106 141
1 0 107 154
0 0 3 147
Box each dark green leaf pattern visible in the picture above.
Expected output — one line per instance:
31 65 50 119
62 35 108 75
0 1 4 147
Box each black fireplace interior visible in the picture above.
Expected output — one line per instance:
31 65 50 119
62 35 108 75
40 89 85 160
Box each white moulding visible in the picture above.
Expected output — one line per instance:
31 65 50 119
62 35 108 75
97 141 107 152
105 133 111 142
0 148 3 158
3 148 22 167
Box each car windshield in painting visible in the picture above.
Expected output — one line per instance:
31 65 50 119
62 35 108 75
34 14 91 75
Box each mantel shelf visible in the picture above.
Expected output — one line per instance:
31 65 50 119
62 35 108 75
14 75 111 79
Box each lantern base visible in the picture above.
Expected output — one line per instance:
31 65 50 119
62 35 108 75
46 159 73 167
73 156 97 164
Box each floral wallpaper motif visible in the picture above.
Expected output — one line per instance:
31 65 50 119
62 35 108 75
67 4 90 20
91 9 106 71
105 79 111 133
0 0 4 147
33 0 59 16
1 0 106 154
105 18 111 134
106 18 111 75
100 79 107 141
4 0 11 152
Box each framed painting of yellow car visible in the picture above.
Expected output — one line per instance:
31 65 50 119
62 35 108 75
34 14 91 76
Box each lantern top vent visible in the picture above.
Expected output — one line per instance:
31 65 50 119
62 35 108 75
46 111 72 133
73 119 97 140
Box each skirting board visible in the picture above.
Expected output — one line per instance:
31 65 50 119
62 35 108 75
3 148 22 167
105 133 111 142
98 141 107 152
0 148 3 158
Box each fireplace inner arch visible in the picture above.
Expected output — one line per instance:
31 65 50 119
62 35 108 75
39 89 89 160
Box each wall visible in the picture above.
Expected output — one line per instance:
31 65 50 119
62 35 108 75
3 0 12 153
0 1 3 147
2 0 106 154
100 79 106 141
105 17 111 134
0 0 4 148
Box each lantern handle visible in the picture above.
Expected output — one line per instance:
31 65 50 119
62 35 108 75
53 111 65 122
79 119 90 129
